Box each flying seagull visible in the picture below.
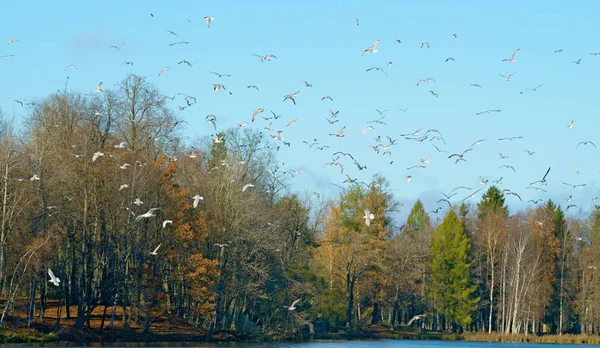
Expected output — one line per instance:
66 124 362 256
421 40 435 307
363 209 374 226
135 208 161 223
159 66 171 76
362 39 380 56
204 16 214 28
48 268 60 286
284 299 301 311
529 167 551 186
499 72 517 82
149 244 162 255
576 141 597 149
502 48 520 62
192 194 204 208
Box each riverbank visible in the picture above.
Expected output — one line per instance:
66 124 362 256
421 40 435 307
3 323 600 346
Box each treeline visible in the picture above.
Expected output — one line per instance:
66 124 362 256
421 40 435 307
0 75 599 338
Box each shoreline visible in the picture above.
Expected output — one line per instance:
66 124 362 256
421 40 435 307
3 325 600 346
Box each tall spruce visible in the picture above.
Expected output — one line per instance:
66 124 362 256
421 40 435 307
430 210 479 332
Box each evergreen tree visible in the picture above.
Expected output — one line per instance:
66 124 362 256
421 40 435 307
430 210 479 331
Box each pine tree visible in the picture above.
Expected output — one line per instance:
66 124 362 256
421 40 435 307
430 210 479 332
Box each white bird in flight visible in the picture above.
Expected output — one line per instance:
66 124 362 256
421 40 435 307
92 152 104 162
48 268 60 287
192 194 204 208
242 183 255 192
149 244 162 256
162 220 173 228
284 299 301 311
135 208 160 223
204 16 214 28
362 39 380 56
363 209 374 226
502 48 520 62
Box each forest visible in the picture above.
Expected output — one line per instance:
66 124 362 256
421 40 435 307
1 75 600 341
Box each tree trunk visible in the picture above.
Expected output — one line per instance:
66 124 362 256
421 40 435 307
345 272 355 329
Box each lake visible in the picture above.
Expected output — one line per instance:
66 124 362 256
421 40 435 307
9 340 600 348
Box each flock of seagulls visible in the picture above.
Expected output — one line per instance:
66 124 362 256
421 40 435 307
2 6 599 302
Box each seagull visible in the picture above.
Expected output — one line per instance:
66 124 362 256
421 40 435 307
192 195 204 208
210 71 230 78
528 199 543 204
408 314 427 326
568 120 574 129
363 209 374 226
362 39 380 56
526 84 543 92
572 58 582 64
169 41 189 46
135 208 161 223
366 67 388 75
162 220 173 228
505 192 522 201
498 136 523 141
321 96 333 101
287 119 299 127
303 81 312 87
554 49 563 53
498 165 516 172
502 48 520 62
523 149 535 156
445 57 455 62
420 41 430 48
178 60 197 67
48 268 60 287
247 85 259 91
566 204 578 212
529 167 551 186
65 64 77 71
215 243 228 248
475 109 501 115
329 126 346 138
562 182 586 188
149 244 161 256
576 141 597 149
92 152 104 162
204 16 214 28
406 176 412 182
417 78 435 86
470 83 483 88
283 91 299 105
362 125 374 135
499 72 517 82
242 183 255 192
166 30 179 36
429 90 439 98
159 66 171 76
7 39 18 45
398 106 410 113
252 108 264 122
119 184 129 191
133 198 144 206
96 82 104 93
284 299 301 311
110 43 125 51
354 18 359 26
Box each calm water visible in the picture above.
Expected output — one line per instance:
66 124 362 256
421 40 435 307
8 340 600 348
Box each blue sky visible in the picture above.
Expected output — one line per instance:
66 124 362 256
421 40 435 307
2 0 600 221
